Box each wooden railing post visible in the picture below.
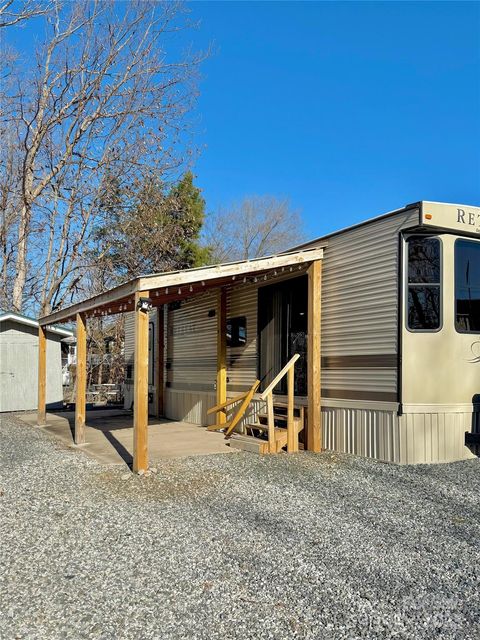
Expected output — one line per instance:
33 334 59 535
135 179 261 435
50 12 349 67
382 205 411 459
37 324 47 426
286 365 298 452
133 290 149 472
75 312 87 444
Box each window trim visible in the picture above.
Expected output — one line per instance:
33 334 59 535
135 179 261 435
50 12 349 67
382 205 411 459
405 234 443 333
454 237 480 335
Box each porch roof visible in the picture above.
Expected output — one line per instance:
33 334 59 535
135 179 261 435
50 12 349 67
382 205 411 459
39 246 324 326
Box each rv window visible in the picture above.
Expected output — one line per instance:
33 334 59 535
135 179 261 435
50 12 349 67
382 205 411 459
226 316 247 347
406 237 441 331
455 239 480 333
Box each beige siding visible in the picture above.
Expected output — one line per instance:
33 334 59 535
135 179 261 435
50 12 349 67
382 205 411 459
308 208 419 400
166 290 217 392
226 283 258 391
123 309 159 414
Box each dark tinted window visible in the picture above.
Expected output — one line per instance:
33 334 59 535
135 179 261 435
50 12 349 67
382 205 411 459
227 316 247 347
407 237 441 331
408 237 441 283
455 239 480 333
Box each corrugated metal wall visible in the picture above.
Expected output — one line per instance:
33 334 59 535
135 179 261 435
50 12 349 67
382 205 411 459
322 405 400 462
322 404 479 463
0 321 64 412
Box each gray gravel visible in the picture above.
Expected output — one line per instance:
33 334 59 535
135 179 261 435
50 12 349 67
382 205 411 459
1 413 479 640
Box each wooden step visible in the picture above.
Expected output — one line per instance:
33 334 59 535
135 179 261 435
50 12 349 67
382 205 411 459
229 427 289 454
257 413 302 422
229 434 270 454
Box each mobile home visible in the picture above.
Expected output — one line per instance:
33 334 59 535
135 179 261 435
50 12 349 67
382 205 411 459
38 200 479 470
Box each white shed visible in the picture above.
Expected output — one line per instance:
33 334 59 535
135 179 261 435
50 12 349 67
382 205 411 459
0 312 73 412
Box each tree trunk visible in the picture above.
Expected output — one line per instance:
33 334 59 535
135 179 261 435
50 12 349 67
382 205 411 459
12 202 30 312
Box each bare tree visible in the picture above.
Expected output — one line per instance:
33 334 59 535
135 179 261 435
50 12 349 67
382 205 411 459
0 1 49 28
203 195 306 263
1 0 204 314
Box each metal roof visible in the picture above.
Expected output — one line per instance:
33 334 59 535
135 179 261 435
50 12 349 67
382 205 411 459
0 311 74 337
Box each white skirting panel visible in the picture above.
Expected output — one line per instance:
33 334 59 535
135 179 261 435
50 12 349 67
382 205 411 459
322 406 401 463
398 410 478 464
322 404 479 464
165 388 266 430
165 388 217 426
165 389 479 464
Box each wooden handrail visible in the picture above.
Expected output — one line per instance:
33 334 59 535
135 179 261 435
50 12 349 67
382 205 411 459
207 389 250 415
206 380 260 436
259 353 300 400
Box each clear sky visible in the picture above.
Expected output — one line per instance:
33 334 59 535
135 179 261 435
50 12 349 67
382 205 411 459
188 1 480 238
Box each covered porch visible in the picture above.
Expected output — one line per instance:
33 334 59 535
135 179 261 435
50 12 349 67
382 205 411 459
20 409 232 466
38 248 324 472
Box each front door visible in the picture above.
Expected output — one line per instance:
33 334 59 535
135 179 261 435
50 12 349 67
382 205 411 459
257 276 308 395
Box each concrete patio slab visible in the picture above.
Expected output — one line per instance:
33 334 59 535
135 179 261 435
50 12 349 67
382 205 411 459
17 410 234 467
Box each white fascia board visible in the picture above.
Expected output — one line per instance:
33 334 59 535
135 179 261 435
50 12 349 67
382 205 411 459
0 312 73 337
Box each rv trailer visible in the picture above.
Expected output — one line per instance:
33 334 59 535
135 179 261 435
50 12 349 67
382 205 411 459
122 200 479 463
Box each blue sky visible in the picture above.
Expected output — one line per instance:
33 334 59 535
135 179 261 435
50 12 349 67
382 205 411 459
187 1 480 238
5 1 480 241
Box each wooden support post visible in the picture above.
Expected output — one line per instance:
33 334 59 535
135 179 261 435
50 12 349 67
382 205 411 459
133 291 149 472
307 260 322 452
75 312 87 444
37 324 47 426
267 393 275 453
156 305 164 418
286 366 298 452
216 288 227 424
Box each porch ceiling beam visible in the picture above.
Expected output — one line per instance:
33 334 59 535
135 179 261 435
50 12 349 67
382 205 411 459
39 279 140 326
137 248 324 293
38 247 324 327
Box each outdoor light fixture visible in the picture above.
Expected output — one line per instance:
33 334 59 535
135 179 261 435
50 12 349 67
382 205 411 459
137 297 152 313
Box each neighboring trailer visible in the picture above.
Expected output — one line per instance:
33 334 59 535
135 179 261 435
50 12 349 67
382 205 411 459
120 200 479 464
0 312 73 412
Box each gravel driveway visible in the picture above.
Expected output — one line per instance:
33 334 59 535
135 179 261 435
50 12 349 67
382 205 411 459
1 413 479 640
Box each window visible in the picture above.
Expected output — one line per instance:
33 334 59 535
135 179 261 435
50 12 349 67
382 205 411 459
226 316 247 347
455 239 480 333
406 236 441 331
